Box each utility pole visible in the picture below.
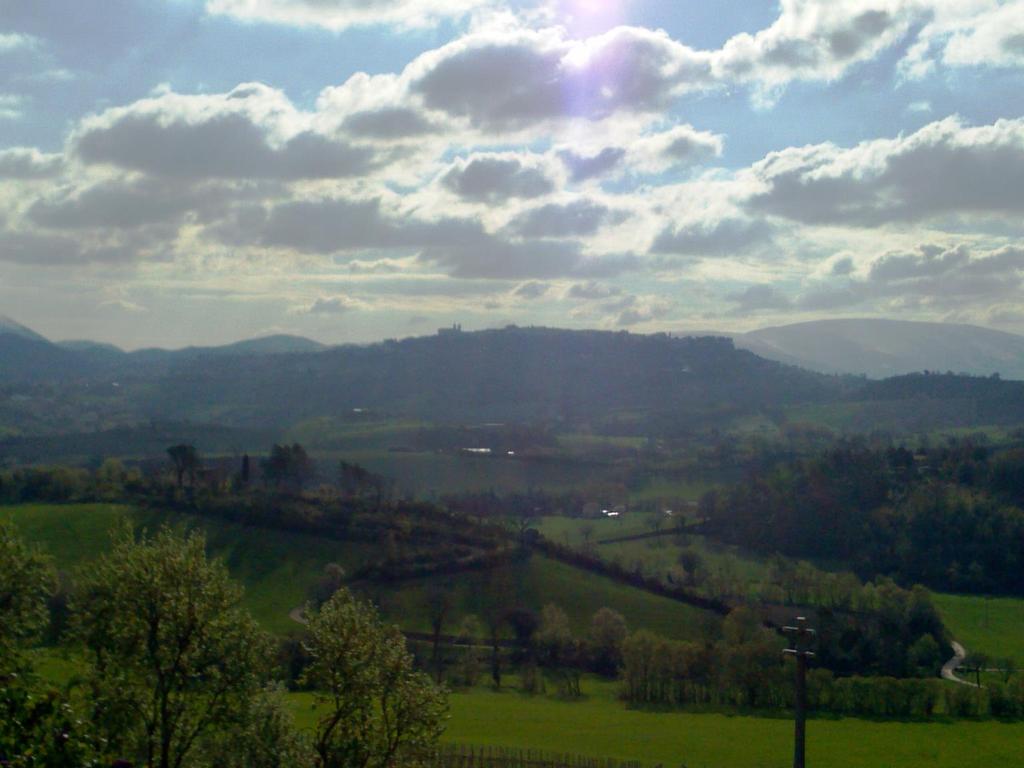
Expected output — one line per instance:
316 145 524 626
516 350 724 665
783 616 816 768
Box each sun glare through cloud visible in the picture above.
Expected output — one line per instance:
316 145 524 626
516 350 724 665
3 5 1024 768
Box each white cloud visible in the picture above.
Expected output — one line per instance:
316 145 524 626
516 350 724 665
0 33 39 52
0 94 24 121
407 25 713 130
300 294 362 314
901 1 1024 78
205 0 488 32
745 116 1024 225
625 124 724 174
505 199 626 239
0 147 63 178
72 83 381 180
712 0 922 103
27 177 227 230
513 281 550 299
440 153 557 202
726 284 793 314
558 147 627 182
0 228 139 265
795 243 1024 314
652 217 775 257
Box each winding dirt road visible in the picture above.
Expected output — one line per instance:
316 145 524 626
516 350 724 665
941 640 979 687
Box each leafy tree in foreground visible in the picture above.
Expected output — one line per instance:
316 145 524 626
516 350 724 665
0 519 54 672
1 520 104 767
200 685 312 768
74 525 277 768
302 588 448 768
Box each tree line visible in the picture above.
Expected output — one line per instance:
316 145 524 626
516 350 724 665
620 619 1024 719
701 440 1024 594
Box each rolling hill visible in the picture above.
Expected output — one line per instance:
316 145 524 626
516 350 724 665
0 314 49 342
734 319 1024 380
1 319 845 431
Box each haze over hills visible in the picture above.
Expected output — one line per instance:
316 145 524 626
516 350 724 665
731 319 1024 380
0 318 330 383
4 315 1024 446
0 316 841 434
0 314 49 344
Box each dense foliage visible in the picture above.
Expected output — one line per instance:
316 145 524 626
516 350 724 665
0 520 448 768
703 440 1024 593
303 588 448 768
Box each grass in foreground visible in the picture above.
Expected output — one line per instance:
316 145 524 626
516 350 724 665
288 677 1024 768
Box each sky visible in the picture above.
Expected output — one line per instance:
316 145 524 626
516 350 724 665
1 0 1023 349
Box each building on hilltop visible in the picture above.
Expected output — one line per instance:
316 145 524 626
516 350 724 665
438 323 463 336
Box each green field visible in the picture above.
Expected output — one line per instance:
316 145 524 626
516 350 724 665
932 592 1024 663
315 450 608 498
538 515 650 544
288 677 1024 768
538 515 770 595
379 555 719 641
1 504 720 640
0 503 369 635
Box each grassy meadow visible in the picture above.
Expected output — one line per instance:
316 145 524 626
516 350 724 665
13 503 1024 768
0 503 369 635
932 592 1024 663
287 677 1024 768
0 503 721 640
378 555 719 641
538 515 770 595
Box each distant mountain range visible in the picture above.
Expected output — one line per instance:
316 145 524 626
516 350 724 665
0 314 327 383
0 316 839 431
728 319 1024 380
0 315 48 343
7 314 1023 382
2 315 1024 445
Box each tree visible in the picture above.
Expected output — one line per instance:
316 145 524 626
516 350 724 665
200 685 312 768
454 615 484 687
0 520 55 672
579 522 595 553
1 521 104 767
96 458 133 500
310 563 347 608
301 588 447 768
587 608 628 676
536 603 580 698
908 634 942 675
477 567 513 689
338 461 389 511
505 607 540 661
426 583 453 683
74 526 275 768
166 444 200 490
263 444 314 492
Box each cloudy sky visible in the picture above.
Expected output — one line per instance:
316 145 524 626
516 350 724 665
1 0 1023 348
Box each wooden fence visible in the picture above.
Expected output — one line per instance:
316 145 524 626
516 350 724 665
435 744 644 768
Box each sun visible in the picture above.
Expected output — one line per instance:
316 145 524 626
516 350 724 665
559 0 629 35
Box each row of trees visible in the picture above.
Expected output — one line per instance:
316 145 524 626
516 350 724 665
0 443 390 504
620 622 1024 719
0 521 446 768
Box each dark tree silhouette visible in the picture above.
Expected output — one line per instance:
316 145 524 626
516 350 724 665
166 444 200 489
